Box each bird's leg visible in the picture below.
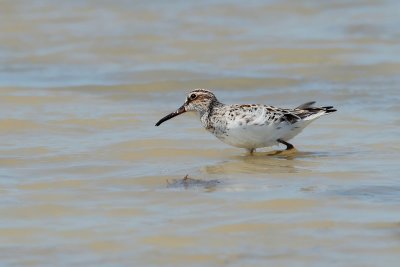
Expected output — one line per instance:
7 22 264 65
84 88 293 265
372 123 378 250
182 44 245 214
246 148 255 155
277 139 295 150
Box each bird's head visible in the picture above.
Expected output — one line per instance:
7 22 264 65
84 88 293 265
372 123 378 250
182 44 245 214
155 89 218 126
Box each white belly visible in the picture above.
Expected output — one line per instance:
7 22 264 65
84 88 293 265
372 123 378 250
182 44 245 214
214 121 311 149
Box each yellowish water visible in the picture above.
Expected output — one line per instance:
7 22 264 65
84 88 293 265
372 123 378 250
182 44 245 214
1 0 400 266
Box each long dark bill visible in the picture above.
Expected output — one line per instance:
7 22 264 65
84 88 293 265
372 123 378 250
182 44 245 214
155 105 186 126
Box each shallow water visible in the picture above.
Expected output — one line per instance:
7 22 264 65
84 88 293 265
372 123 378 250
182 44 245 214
1 0 400 266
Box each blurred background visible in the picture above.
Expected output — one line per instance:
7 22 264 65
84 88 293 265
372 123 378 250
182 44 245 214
1 0 400 266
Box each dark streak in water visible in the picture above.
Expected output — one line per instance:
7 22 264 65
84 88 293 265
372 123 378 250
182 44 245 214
167 174 220 191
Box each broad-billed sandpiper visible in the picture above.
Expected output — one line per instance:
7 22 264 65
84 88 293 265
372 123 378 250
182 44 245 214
155 89 336 154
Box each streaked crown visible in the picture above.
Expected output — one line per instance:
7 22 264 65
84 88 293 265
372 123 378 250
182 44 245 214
184 89 219 114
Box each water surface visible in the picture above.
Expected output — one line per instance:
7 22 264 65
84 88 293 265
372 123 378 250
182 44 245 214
1 0 400 266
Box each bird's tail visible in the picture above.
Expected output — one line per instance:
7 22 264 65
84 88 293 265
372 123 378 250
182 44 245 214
294 101 337 120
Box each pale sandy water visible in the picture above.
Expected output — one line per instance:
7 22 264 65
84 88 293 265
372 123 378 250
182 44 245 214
1 0 400 266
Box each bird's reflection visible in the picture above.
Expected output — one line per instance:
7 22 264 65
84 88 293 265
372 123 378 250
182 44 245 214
203 150 329 175
165 150 336 191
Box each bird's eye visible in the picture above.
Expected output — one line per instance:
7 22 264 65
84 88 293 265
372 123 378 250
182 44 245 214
190 93 197 100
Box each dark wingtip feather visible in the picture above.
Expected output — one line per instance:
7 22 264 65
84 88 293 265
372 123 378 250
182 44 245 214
296 101 316 109
322 105 337 113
